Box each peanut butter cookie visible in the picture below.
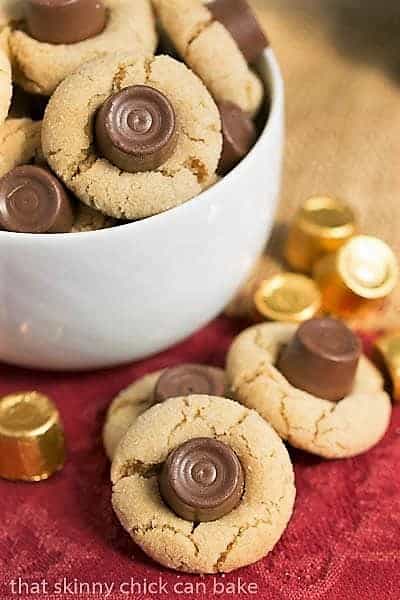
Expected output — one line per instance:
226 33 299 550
0 118 115 232
103 365 228 459
9 0 157 95
226 322 392 459
42 53 222 219
111 395 295 573
70 203 116 233
0 118 41 177
153 0 265 115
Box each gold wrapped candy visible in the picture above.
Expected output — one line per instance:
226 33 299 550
374 332 400 402
254 273 322 323
285 196 356 273
0 391 65 481
313 235 398 319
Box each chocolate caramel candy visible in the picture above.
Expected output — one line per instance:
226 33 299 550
277 317 362 402
26 0 107 45
95 85 178 173
0 392 65 482
153 364 226 404
313 236 398 319
159 438 244 521
208 0 268 64
285 196 357 273
254 273 322 323
0 165 74 233
217 101 257 175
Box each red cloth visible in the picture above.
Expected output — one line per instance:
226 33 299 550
0 317 399 600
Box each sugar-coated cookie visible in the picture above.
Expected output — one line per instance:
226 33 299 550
153 0 264 115
9 0 157 95
103 366 228 459
42 53 222 219
104 371 162 460
226 322 392 459
0 118 41 177
111 395 295 573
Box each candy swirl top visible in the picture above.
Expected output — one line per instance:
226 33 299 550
159 438 245 522
0 165 74 233
95 85 178 173
153 364 226 404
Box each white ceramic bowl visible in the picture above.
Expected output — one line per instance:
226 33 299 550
0 49 284 370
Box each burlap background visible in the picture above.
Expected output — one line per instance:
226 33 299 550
227 0 400 329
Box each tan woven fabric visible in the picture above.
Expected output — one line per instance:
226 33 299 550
227 0 400 329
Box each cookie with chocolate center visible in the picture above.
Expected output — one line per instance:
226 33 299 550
111 395 295 573
103 365 227 459
42 53 222 219
0 118 115 233
152 0 265 116
227 321 391 459
8 0 157 95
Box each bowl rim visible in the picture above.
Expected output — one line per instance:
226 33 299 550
0 48 283 243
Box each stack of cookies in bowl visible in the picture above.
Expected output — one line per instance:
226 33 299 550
0 0 283 371
0 0 268 234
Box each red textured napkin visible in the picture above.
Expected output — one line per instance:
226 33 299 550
0 316 399 600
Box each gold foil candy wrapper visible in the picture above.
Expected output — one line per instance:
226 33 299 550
374 332 400 402
313 235 398 319
254 273 322 323
285 196 356 273
0 391 65 481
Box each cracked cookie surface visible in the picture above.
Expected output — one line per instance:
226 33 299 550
153 0 264 116
42 53 222 219
226 323 392 459
9 0 157 95
111 395 295 573
103 367 228 459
